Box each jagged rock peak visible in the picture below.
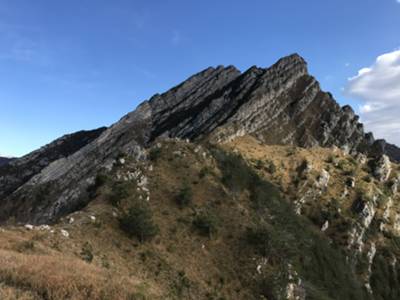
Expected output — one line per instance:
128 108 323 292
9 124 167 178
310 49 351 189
148 53 310 142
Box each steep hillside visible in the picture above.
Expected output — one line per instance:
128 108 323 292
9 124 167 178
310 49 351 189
0 137 399 299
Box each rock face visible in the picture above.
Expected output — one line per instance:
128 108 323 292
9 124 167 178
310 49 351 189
149 55 373 153
0 128 106 222
373 155 392 182
0 53 399 224
370 139 400 162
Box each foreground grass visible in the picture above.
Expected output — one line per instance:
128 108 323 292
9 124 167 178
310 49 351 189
0 249 139 300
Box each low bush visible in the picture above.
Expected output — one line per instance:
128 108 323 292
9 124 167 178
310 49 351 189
109 182 131 207
198 166 212 179
149 147 162 161
254 159 264 170
119 202 159 242
266 160 276 174
193 210 219 238
175 185 193 208
80 242 94 263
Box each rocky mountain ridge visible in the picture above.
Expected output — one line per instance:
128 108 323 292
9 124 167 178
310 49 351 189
0 53 398 225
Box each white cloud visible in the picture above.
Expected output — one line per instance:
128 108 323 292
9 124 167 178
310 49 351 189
346 49 400 145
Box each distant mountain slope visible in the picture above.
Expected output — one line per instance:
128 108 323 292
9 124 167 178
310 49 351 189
0 54 398 225
0 128 106 214
0 157 13 166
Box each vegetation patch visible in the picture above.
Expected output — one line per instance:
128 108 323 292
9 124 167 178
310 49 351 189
212 147 367 300
149 147 162 161
175 184 193 208
80 242 94 263
193 209 220 238
109 181 131 207
119 201 159 242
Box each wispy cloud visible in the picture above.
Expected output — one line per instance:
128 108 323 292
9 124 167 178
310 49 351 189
171 30 182 46
346 49 400 145
0 21 47 64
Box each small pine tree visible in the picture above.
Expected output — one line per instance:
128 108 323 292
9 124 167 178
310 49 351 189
119 202 159 242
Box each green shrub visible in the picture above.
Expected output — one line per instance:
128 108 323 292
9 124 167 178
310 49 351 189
94 173 109 187
254 159 264 170
258 270 289 300
119 202 159 242
149 147 162 161
175 185 193 208
245 224 296 262
109 182 131 206
173 270 191 297
193 210 219 238
80 242 94 263
198 167 212 179
266 160 277 174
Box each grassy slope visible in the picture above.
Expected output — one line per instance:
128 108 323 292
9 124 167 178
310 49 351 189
0 136 399 299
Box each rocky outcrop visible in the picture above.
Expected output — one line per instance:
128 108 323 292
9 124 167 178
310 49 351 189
372 155 392 182
370 139 400 163
385 143 400 162
0 53 398 224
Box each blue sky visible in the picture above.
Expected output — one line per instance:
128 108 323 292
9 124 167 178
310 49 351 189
0 0 399 157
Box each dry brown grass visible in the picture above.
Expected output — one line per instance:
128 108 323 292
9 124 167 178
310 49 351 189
0 249 140 300
0 282 38 300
